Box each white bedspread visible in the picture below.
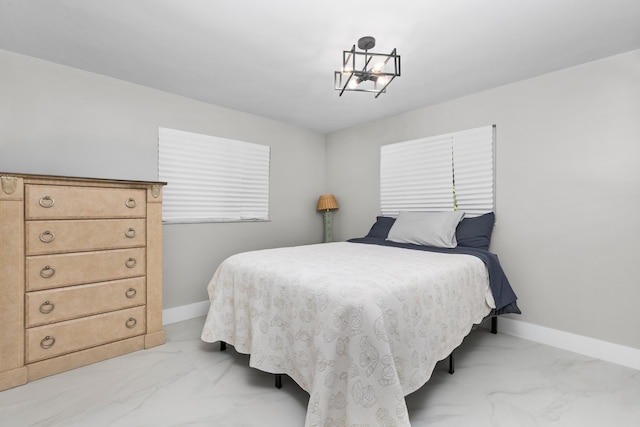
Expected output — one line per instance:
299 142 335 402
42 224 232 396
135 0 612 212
201 242 494 426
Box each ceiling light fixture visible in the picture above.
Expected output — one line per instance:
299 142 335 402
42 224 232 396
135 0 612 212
334 36 401 98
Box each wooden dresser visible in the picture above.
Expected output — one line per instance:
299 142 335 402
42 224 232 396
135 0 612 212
0 173 166 391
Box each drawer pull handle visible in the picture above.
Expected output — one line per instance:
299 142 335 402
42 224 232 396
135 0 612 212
125 287 137 299
39 230 56 243
125 317 137 329
125 198 137 208
39 196 55 208
40 336 56 349
125 257 137 268
39 300 55 314
40 265 56 278
125 228 137 238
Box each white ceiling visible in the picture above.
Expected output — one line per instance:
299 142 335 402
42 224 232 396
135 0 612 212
1 0 639 134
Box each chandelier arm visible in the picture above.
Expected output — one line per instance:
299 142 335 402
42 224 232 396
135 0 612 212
362 55 374 75
337 45 357 96
374 75 396 98
338 73 355 96
342 45 356 69
379 48 396 68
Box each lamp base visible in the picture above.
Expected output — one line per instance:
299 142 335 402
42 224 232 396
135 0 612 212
322 210 333 243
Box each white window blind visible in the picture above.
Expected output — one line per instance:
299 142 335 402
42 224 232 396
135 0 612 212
452 126 495 215
380 125 494 217
381 134 454 214
158 127 270 223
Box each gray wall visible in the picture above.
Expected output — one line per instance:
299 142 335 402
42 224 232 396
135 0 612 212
0 49 327 308
3 47 639 351
326 50 640 350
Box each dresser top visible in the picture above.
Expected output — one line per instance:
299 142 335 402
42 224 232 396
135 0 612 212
0 172 166 187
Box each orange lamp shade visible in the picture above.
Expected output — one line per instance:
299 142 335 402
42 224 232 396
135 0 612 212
316 194 339 211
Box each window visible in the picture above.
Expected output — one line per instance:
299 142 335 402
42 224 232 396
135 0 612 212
380 125 495 217
158 127 270 223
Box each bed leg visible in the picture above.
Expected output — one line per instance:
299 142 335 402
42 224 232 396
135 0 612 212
491 316 498 334
275 374 283 389
220 341 227 351
448 352 455 375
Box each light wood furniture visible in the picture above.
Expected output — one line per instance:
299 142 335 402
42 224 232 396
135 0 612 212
0 173 166 391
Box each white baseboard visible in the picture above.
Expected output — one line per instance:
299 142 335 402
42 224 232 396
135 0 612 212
162 300 209 325
498 317 640 371
161 302 640 371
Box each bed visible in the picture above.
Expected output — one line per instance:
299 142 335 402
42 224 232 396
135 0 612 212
201 212 519 426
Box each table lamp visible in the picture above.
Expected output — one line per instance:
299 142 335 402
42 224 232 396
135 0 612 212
316 194 339 243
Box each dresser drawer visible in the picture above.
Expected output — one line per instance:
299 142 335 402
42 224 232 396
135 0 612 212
26 219 146 255
25 185 146 219
26 248 146 291
26 277 146 327
26 306 146 363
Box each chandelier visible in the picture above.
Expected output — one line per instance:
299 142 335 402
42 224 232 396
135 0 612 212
334 36 401 98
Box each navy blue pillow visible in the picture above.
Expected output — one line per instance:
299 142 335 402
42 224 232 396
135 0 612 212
365 216 396 239
455 212 495 250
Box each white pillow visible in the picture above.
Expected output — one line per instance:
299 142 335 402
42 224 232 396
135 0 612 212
386 211 465 248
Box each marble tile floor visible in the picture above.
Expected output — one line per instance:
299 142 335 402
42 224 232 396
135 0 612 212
1 317 639 427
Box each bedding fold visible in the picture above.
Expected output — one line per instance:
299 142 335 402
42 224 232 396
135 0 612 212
347 237 521 315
